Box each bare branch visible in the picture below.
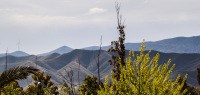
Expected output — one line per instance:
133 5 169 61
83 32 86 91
59 72 70 85
59 67 75 95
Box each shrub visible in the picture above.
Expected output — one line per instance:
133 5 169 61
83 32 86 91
97 40 190 95
0 81 25 95
79 75 103 95
26 71 59 95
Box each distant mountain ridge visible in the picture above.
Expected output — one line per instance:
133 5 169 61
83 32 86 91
37 46 73 56
1 35 200 57
82 35 200 53
1 49 200 89
0 46 73 57
0 51 29 57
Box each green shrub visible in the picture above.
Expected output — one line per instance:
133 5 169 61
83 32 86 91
97 40 190 95
26 71 59 95
0 81 25 95
79 75 103 95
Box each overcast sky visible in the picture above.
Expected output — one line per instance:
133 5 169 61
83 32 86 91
0 0 200 54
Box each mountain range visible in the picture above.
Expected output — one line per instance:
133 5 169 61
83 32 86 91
1 49 200 90
1 35 200 57
0 51 29 57
82 35 200 53
37 46 73 56
0 35 200 90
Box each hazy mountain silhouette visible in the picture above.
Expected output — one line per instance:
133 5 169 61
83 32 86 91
82 46 100 50
37 46 73 56
0 51 29 57
82 35 200 53
1 49 200 89
2 35 200 57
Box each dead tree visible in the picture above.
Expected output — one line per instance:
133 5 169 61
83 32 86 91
36 56 37 68
97 35 102 83
59 67 75 95
107 1 126 81
5 48 8 70
78 55 80 87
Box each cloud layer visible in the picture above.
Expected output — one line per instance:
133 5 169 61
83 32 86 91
0 0 200 54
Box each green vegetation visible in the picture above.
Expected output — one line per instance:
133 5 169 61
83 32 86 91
0 65 39 94
0 66 39 89
98 40 190 95
57 81 75 95
26 71 59 95
0 81 26 95
78 75 103 95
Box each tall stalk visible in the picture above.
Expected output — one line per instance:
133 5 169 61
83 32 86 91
97 35 102 83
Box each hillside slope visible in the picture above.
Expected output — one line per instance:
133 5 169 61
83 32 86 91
0 49 200 89
83 35 200 53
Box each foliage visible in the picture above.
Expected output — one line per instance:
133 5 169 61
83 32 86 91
186 86 199 95
26 71 59 95
97 40 190 95
78 75 103 95
26 85 37 95
43 86 60 95
58 81 74 95
0 81 26 95
197 67 200 86
0 66 39 88
177 77 199 95
178 77 189 94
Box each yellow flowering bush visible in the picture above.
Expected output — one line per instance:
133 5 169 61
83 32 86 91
97 40 190 95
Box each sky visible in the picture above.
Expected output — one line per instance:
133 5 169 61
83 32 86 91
0 0 200 55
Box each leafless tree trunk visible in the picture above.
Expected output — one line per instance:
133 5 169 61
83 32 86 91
36 56 37 68
97 36 102 83
5 48 8 70
78 55 80 87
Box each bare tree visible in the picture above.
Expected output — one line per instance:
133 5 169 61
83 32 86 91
78 55 80 87
36 56 37 68
5 48 8 70
59 67 75 95
97 35 102 83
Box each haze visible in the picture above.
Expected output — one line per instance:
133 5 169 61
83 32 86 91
0 0 200 54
